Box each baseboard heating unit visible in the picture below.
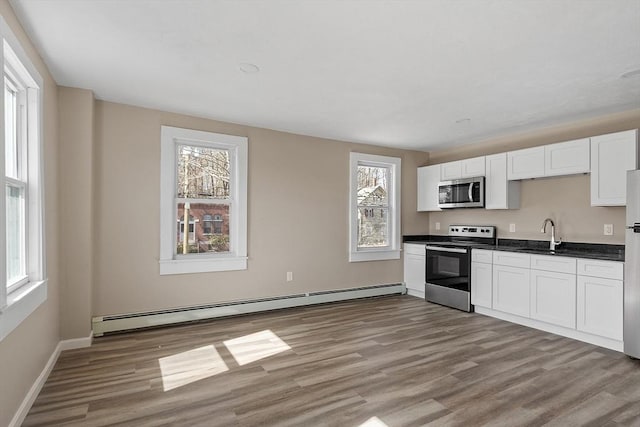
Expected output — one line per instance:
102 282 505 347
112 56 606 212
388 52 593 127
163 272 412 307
92 283 405 336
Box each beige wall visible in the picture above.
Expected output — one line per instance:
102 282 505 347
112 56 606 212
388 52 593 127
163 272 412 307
426 110 640 244
0 1 60 426
92 101 430 316
58 87 94 339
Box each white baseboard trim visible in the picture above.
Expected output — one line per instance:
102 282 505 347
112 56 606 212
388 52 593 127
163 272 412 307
9 333 93 427
59 331 93 351
475 306 623 352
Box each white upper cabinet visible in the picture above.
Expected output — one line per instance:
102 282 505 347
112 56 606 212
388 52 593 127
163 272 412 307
485 153 520 210
440 160 462 181
544 138 590 177
417 164 442 211
507 146 545 180
440 156 486 181
590 129 638 206
508 139 590 180
460 156 486 178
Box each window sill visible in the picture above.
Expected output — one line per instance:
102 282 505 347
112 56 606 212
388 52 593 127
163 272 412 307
349 249 401 262
159 256 248 275
0 279 47 341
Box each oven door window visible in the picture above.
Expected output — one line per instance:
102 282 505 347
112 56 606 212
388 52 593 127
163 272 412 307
426 250 469 291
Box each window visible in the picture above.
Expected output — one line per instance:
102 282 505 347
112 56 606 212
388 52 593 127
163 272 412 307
0 17 46 341
160 126 247 274
213 214 223 235
349 153 400 262
202 214 213 235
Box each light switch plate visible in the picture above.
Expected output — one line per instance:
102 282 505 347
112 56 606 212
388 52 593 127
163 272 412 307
604 224 613 236
509 223 516 233
435 222 441 231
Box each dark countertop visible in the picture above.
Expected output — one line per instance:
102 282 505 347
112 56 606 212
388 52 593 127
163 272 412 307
403 235 625 262
492 239 625 262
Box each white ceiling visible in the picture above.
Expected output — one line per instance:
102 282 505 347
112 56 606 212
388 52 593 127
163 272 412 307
9 0 640 151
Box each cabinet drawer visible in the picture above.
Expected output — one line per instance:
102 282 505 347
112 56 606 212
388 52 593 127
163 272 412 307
472 249 493 263
493 251 530 268
404 243 426 256
577 259 623 280
530 255 576 274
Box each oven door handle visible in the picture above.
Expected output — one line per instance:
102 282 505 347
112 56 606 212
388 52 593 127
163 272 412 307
426 246 468 254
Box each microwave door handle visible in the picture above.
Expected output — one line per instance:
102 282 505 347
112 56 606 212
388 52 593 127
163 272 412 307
468 183 473 201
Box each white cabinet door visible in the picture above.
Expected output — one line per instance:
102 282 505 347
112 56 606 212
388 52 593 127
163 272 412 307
471 261 492 308
440 161 462 181
544 138 590 177
461 156 486 178
591 129 638 206
440 157 486 180
507 146 545 180
576 275 623 340
404 254 425 293
492 265 530 317
530 269 576 328
417 165 441 211
485 153 520 209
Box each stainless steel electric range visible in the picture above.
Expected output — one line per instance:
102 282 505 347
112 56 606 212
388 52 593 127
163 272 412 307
425 225 496 312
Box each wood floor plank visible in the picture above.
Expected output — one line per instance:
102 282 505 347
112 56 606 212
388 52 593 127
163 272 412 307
22 295 640 426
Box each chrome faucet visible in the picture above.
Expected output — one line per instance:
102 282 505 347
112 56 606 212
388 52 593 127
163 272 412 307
541 218 562 251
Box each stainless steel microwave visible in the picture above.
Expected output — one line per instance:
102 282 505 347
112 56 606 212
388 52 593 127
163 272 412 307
438 177 485 208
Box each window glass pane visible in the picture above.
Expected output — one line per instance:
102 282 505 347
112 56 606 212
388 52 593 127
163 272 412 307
177 145 230 199
357 165 389 248
4 80 18 180
357 166 388 206
357 207 389 248
6 184 25 286
176 203 230 254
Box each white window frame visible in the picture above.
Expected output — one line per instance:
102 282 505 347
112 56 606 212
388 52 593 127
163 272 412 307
349 152 401 262
0 17 46 341
160 126 247 274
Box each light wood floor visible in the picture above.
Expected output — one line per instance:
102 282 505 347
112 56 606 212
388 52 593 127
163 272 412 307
23 295 640 426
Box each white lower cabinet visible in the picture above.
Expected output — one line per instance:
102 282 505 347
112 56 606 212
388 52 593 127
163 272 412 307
477 251 624 352
530 269 576 329
576 275 623 341
492 265 530 318
471 261 492 308
403 244 425 296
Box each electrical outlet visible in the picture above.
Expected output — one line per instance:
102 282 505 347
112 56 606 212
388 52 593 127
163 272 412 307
286 271 293 282
435 222 441 231
509 223 516 233
604 224 614 236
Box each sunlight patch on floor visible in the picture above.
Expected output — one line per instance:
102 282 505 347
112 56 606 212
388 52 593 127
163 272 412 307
158 345 228 391
223 329 291 366
359 416 389 427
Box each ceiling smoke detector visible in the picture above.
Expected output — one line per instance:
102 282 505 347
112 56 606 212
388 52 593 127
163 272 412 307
239 63 260 74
